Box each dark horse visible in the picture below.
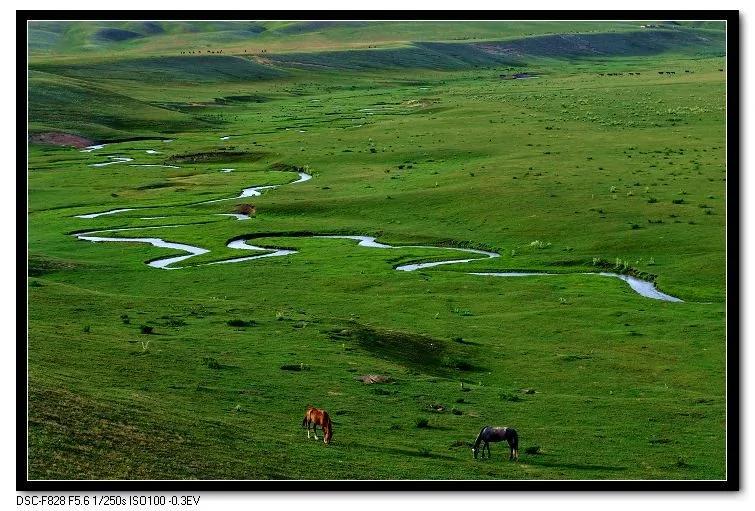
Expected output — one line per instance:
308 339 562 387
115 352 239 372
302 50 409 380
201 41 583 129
301 405 333 444
472 426 519 460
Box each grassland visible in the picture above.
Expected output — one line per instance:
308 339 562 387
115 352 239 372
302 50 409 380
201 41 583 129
26 21 727 481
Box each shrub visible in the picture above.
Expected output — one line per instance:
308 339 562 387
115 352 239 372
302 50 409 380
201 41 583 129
281 363 308 371
203 357 221 369
416 417 430 428
83 325 91 333
647 197 658 204
500 392 524 402
139 325 154 335
227 319 257 327
672 198 685 204
120 314 130 324
452 408 463 415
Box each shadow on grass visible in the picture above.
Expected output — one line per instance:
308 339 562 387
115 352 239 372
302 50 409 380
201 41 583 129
347 441 458 461
523 455 627 472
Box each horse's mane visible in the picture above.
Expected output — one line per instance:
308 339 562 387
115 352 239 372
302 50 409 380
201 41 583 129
474 425 489 448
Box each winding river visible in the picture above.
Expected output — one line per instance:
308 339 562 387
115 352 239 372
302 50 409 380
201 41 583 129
72 142 683 302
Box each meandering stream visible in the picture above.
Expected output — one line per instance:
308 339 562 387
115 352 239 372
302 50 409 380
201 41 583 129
72 141 684 302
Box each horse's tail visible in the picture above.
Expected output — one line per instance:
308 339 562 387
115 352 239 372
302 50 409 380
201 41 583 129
510 428 519 459
302 405 312 428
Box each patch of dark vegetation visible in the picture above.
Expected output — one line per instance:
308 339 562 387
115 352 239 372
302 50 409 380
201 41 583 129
328 324 482 375
162 317 187 327
269 162 307 172
214 94 270 104
451 336 479 346
280 363 309 371
94 28 143 42
452 408 463 415
136 182 174 190
649 438 672 445
449 439 472 448
558 354 592 362
139 325 154 335
203 357 222 370
29 280 43 288
591 257 657 281
28 254 78 277
227 319 257 328
500 392 524 402
416 417 430 429
167 151 268 164
525 445 542 455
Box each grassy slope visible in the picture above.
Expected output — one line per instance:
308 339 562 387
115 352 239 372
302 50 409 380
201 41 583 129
27 22 727 480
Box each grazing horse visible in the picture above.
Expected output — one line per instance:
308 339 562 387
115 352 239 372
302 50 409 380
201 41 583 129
301 405 332 444
472 426 519 460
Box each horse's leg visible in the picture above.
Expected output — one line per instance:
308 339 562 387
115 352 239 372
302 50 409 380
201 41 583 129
314 423 319 440
306 420 311 439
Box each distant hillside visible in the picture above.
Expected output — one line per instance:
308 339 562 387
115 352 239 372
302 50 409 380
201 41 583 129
28 20 652 58
31 55 287 84
264 29 725 71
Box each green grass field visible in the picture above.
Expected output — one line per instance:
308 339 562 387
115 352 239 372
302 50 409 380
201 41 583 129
26 20 727 480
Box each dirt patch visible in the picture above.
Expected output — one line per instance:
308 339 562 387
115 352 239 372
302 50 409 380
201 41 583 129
28 132 95 149
356 374 393 384
234 204 257 216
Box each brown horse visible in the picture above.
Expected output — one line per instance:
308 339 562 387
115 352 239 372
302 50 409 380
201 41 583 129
302 405 332 444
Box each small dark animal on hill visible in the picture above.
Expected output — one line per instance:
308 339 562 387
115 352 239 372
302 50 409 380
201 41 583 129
472 425 519 460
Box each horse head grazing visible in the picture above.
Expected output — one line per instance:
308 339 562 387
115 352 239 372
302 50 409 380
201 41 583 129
323 412 333 444
472 426 489 459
